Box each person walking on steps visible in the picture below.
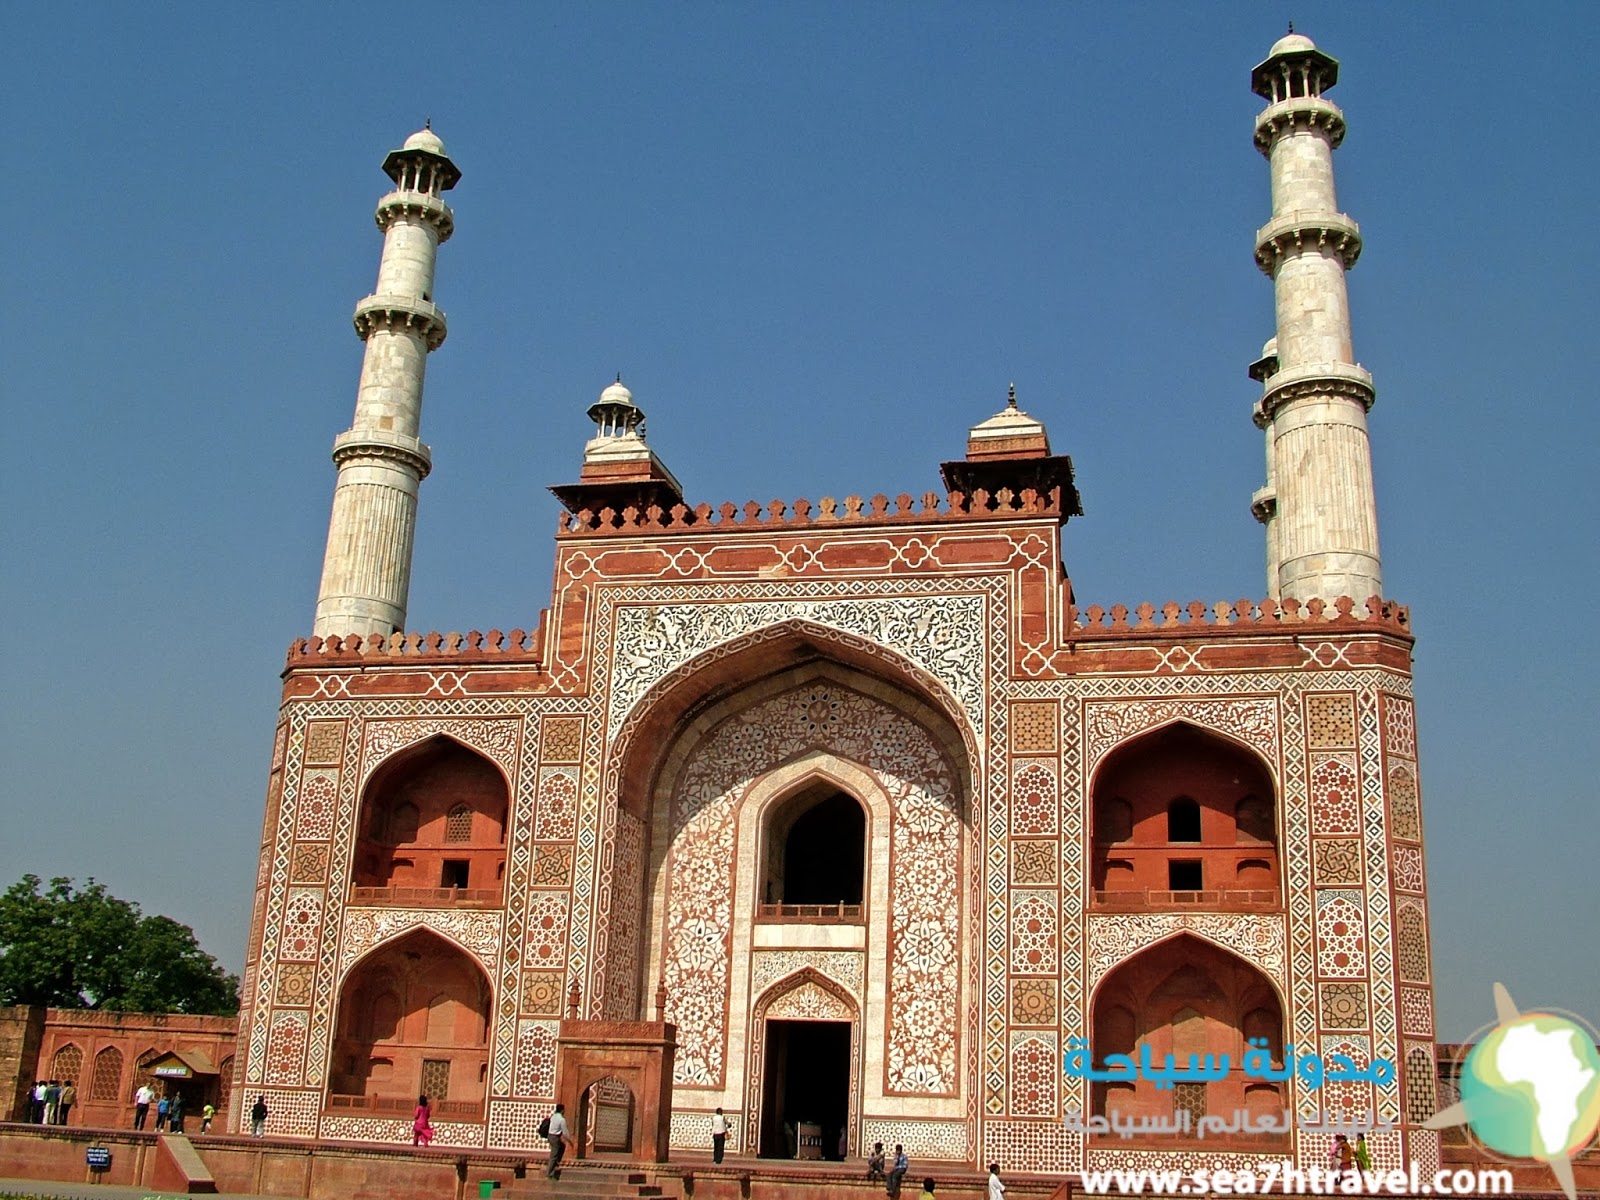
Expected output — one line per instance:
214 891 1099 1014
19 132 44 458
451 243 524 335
543 1102 571 1178
711 1106 728 1163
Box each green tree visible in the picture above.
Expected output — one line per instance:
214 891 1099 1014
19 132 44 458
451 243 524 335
0 875 238 1015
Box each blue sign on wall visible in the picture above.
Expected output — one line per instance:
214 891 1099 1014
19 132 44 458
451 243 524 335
86 1146 111 1170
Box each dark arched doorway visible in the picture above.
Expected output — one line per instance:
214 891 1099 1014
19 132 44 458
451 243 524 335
761 781 867 915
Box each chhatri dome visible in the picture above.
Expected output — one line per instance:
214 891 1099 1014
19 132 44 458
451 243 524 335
402 125 447 155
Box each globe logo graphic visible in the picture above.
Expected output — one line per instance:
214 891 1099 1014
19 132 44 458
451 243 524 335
1428 984 1600 1200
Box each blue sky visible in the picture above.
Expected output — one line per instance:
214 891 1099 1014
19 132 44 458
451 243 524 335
2 4 1594 1042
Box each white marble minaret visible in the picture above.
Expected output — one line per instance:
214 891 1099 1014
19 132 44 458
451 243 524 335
1249 33 1382 605
313 126 460 639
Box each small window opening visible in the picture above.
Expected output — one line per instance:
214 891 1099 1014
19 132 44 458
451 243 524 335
1167 797 1202 842
1169 860 1203 891
441 860 469 889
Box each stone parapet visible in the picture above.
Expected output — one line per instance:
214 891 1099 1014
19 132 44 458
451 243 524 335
558 485 1065 538
285 621 548 669
1069 595 1410 638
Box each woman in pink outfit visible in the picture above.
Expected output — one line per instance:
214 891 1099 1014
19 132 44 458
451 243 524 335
412 1095 434 1146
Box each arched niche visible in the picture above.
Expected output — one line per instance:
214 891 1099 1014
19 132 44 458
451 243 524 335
1089 722 1281 910
1089 933 1286 1138
329 928 491 1115
760 779 868 912
352 736 509 900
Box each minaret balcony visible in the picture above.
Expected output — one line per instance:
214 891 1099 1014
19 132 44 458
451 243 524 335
374 189 455 240
1254 95 1346 153
331 428 433 478
353 293 448 349
1258 360 1375 418
1254 210 1362 273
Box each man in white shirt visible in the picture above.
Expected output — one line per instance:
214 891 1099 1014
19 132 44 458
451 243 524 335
711 1107 729 1163
988 1163 1006 1200
546 1103 571 1178
134 1084 154 1130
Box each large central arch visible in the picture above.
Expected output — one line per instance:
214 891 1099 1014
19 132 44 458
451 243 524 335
594 627 977 1157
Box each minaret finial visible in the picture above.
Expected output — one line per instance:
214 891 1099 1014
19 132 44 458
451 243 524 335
1007 382 1017 410
424 117 431 130
1287 20 1294 34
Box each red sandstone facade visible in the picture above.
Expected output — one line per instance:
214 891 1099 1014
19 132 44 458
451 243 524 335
232 471 1442 1178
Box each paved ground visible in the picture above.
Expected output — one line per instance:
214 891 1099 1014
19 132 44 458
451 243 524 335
0 1178 286 1200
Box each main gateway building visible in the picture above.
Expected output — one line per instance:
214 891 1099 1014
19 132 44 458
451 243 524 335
235 32 1442 1178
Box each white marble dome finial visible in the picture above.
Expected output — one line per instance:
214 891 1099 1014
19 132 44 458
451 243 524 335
1269 31 1317 57
403 125 446 155
598 374 633 408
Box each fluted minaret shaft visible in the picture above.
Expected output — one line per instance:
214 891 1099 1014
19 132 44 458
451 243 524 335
1250 35 1382 606
313 129 460 639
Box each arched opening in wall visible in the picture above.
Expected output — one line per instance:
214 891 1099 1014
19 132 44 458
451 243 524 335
608 631 973 1115
1089 723 1280 910
217 1055 234 1118
1090 934 1286 1140
352 737 509 904
579 1076 636 1156
328 929 491 1119
760 780 867 919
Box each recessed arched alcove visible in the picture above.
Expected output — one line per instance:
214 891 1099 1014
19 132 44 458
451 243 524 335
352 737 508 903
760 780 867 914
1089 934 1286 1140
1090 723 1280 910
328 928 491 1117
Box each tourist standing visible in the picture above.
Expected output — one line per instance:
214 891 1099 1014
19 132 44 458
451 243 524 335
134 1083 153 1129
250 1095 269 1137
31 1081 46 1124
988 1163 1006 1200
155 1093 170 1131
545 1103 571 1178
412 1095 434 1146
710 1106 728 1163
58 1081 76 1125
169 1093 185 1134
1353 1133 1372 1172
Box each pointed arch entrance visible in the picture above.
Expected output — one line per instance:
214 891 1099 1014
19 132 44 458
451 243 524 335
328 928 491 1118
1089 933 1287 1142
748 970 860 1160
597 632 977 1157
